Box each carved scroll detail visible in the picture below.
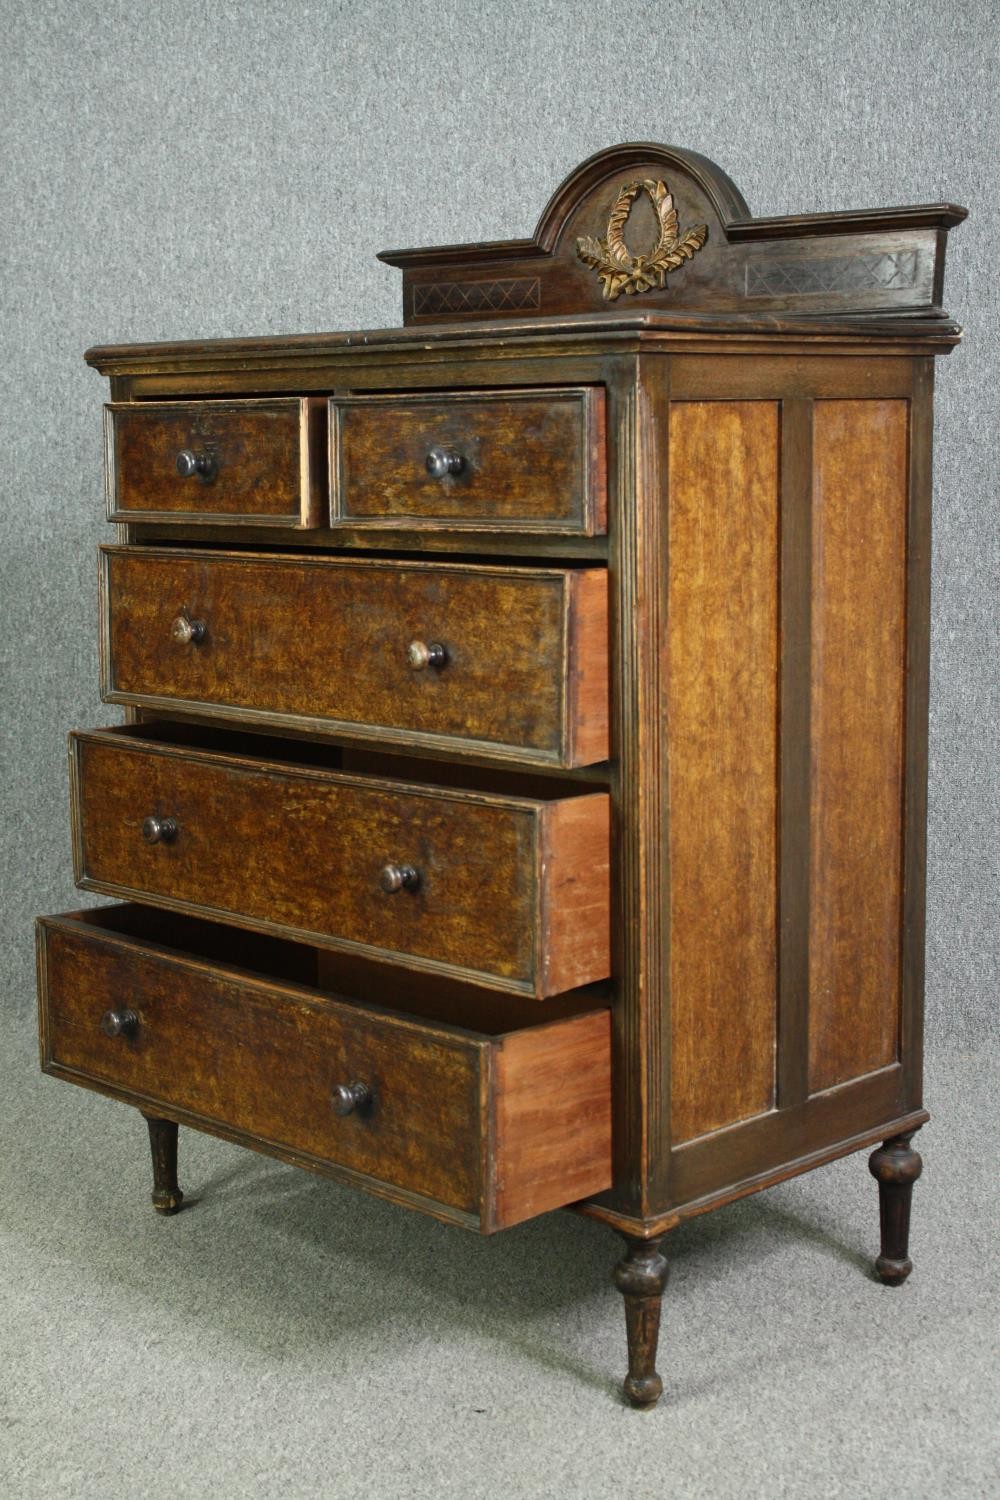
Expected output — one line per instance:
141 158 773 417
577 178 707 300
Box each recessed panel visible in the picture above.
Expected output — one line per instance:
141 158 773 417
667 401 780 1142
808 400 908 1092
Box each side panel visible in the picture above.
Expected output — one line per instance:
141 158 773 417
667 401 780 1142
808 400 909 1092
491 1010 613 1230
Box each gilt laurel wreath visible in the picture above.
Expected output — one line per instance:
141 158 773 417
576 178 708 300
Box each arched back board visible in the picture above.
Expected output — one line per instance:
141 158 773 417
379 143 965 328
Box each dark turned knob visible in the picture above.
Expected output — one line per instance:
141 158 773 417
379 863 421 894
331 1081 371 1117
175 448 217 481
407 640 447 671
170 614 206 645
142 815 179 845
425 446 465 479
101 1007 139 1038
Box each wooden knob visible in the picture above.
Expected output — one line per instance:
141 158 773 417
379 863 421 894
425 446 465 479
171 615 206 645
407 640 447 671
331 1082 371 1117
142 815 178 845
176 448 217 481
101 1007 139 1038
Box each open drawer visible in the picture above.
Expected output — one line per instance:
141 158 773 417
104 399 327 528
69 723 611 998
36 906 613 1233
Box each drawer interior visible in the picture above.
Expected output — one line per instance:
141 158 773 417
106 718 607 799
67 902 609 1032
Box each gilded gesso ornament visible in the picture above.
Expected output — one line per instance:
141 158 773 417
577 178 708 300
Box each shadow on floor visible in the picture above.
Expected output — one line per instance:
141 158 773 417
138 1144 877 1391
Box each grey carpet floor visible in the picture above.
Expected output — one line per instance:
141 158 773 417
1 1008 995 1500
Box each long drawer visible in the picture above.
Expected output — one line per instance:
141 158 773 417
330 387 606 534
104 399 327 527
37 906 613 1232
69 727 611 998
100 547 609 767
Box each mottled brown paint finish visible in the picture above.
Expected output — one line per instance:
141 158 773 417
37 910 612 1231
809 400 908 1092
39 915 484 1215
70 729 611 997
330 387 606 533
102 547 608 766
106 399 326 526
667 401 779 1142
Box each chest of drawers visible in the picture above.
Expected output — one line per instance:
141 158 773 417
36 143 966 1407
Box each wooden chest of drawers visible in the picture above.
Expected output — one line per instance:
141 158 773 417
36 143 966 1407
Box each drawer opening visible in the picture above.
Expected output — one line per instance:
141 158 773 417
129 523 609 564
65 904 610 1036
103 720 607 800
122 533 609 570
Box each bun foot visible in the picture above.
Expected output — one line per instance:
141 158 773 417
142 1114 185 1217
868 1130 922 1286
874 1253 912 1287
614 1234 669 1409
152 1186 185 1217
623 1371 664 1408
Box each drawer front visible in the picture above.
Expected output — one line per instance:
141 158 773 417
36 910 613 1231
70 732 611 997
101 547 609 767
105 399 326 526
330 387 606 534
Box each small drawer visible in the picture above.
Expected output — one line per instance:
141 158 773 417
36 906 613 1232
330 387 606 534
105 399 326 527
100 546 608 768
69 727 611 998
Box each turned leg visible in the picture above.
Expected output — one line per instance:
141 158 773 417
868 1130 923 1285
614 1234 669 1408
142 1114 184 1216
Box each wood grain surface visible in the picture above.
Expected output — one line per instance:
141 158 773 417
70 729 611 997
330 387 606 533
66 237 953 1254
666 401 780 1142
102 547 608 766
492 1010 612 1228
37 909 612 1231
808 400 908 1092
107 399 325 525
